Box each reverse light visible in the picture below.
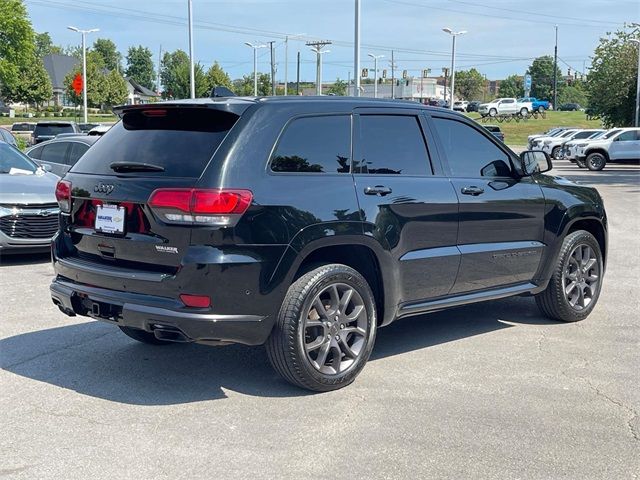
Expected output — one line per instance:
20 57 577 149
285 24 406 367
55 179 72 213
148 188 253 226
180 294 211 308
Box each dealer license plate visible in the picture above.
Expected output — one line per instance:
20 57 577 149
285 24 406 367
95 204 126 234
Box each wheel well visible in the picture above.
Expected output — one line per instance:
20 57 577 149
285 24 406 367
295 244 384 320
585 148 609 160
568 219 606 267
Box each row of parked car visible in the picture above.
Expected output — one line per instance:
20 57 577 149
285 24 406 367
528 126 640 170
1 121 109 147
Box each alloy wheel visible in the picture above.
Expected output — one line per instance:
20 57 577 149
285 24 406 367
562 244 600 310
302 283 368 375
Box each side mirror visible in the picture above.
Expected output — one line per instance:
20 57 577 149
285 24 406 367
520 150 552 176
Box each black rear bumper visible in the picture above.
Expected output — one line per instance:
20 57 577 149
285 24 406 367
50 278 273 346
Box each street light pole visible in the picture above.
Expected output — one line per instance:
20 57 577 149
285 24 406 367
553 25 558 111
67 26 99 124
187 0 195 99
307 41 332 95
245 42 266 96
368 54 384 98
354 0 361 97
631 39 640 127
442 28 466 110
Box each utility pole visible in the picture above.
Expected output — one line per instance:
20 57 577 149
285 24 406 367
187 0 195 98
157 45 162 95
443 28 467 109
390 51 396 99
307 40 332 95
553 25 558 110
296 51 301 95
442 67 449 102
284 34 305 95
354 0 361 97
268 41 276 95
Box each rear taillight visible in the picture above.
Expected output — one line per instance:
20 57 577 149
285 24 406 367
55 180 72 213
148 188 253 226
180 294 211 308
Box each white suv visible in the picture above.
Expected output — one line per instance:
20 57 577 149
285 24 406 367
575 128 640 170
566 129 622 162
542 129 604 159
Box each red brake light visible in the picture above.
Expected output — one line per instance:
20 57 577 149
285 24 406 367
148 189 253 226
141 109 167 117
180 294 211 308
55 180 72 213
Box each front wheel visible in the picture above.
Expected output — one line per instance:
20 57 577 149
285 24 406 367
586 152 607 171
551 146 562 159
266 264 377 392
538 106 545 113
520 107 529 116
536 230 603 322
489 108 497 117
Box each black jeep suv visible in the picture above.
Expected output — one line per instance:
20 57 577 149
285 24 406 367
50 97 607 391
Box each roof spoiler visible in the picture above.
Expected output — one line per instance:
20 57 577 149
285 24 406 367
210 86 236 98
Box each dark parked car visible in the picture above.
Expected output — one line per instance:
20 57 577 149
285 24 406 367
78 123 100 133
466 101 481 112
32 121 80 145
558 103 581 111
428 99 448 108
483 124 504 142
50 97 608 391
26 135 99 177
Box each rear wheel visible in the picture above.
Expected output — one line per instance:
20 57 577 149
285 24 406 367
536 230 603 322
586 152 607 171
538 106 545 113
520 107 529 116
266 264 377 392
551 146 562 159
119 326 173 345
489 108 497 117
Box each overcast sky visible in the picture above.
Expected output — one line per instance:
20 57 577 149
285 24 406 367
24 0 638 83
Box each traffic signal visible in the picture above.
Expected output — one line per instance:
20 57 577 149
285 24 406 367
361 68 369 78
382 69 387 79
402 70 408 79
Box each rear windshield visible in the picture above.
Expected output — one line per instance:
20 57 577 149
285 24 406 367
35 124 74 136
71 108 238 177
12 123 35 132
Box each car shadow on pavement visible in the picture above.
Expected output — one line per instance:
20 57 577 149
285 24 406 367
0 252 50 266
0 296 560 404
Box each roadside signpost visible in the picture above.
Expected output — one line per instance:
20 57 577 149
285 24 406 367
524 73 532 97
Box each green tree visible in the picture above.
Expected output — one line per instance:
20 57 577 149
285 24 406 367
527 55 563 101
558 81 588 106
93 38 121 72
160 50 208 99
204 62 232 92
587 26 639 127
454 68 485 100
103 69 128 108
233 73 271 96
63 51 107 107
11 57 53 108
0 0 35 99
35 32 63 57
126 45 155 90
327 78 347 96
499 74 524 98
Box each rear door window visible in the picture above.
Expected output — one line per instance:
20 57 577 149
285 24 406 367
270 115 351 173
27 145 44 159
68 142 90 165
355 115 431 175
35 124 74 136
40 142 70 165
72 108 239 177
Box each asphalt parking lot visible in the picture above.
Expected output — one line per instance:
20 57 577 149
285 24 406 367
1 161 638 479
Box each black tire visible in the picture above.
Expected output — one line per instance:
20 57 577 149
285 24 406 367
266 264 377 392
489 108 497 117
551 146 561 159
119 326 173 345
520 107 528 116
536 230 603 322
586 152 607 171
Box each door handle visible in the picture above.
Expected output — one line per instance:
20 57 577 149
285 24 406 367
460 186 485 196
364 185 392 196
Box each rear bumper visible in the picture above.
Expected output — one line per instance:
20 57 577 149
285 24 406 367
50 277 274 346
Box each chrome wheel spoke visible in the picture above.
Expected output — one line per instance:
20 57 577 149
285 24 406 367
583 258 596 272
565 281 578 295
341 326 366 336
563 242 600 312
315 341 331 367
346 304 365 322
339 337 357 359
339 288 354 312
306 336 326 352
312 297 328 320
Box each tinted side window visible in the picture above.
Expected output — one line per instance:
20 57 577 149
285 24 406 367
28 145 44 159
432 117 512 177
616 131 637 141
271 115 351 173
573 131 596 139
68 142 90 165
41 142 69 164
356 115 431 175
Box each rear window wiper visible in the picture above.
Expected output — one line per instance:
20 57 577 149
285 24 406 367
109 161 165 173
